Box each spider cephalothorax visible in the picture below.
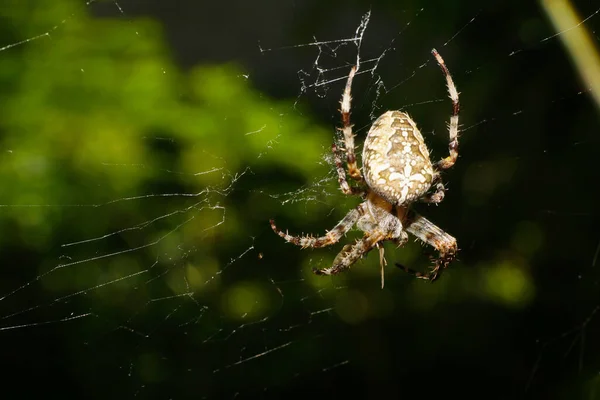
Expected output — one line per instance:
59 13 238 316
271 49 459 287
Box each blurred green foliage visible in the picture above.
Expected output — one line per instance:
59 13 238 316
0 0 328 273
0 4 340 372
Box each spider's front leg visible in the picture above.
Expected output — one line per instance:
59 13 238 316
313 230 386 276
315 207 407 288
396 211 457 281
270 203 367 249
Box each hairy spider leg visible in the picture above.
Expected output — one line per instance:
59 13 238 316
431 48 460 171
313 230 386 276
395 211 458 281
419 49 460 205
332 142 364 197
338 65 363 182
419 180 446 204
270 203 367 249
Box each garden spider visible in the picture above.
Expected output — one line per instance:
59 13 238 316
271 49 459 287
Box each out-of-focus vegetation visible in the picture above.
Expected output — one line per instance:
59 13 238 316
0 0 328 287
0 2 334 393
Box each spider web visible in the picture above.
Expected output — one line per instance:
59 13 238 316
1 0 599 397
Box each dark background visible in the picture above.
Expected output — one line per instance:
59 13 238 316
1 0 599 398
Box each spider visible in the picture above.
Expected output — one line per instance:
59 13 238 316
270 49 459 287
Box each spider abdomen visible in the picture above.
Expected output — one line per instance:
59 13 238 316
362 111 434 205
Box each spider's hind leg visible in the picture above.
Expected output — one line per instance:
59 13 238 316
431 48 460 171
338 65 363 182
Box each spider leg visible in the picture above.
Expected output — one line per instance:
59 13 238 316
419 175 445 204
270 203 366 249
332 142 365 197
313 230 385 276
431 49 459 171
338 66 363 182
395 262 437 280
395 211 457 281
